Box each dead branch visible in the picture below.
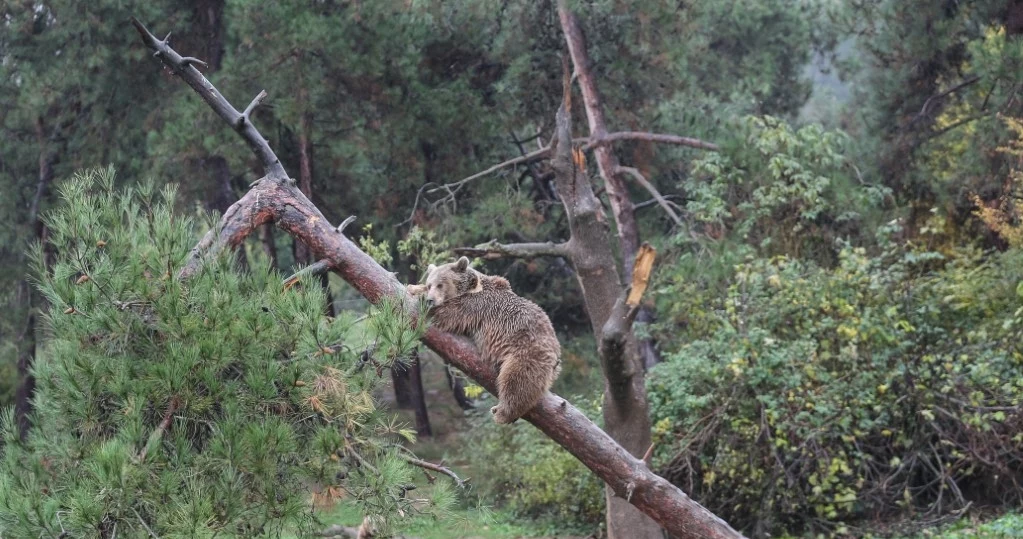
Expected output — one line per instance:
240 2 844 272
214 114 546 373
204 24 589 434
139 396 180 463
451 239 570 260
427 131 714 205
131 17 287 181
426 145 553 196
616 166 684 226
400 455 468 489
582 131 719 152
634 194 684 211
135 21 744 539
283 259 334 290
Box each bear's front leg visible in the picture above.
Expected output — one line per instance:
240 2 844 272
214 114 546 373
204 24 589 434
406 284 427 297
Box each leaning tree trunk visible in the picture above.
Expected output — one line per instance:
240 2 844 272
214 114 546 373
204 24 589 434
556 5 662 537
131 18 745 538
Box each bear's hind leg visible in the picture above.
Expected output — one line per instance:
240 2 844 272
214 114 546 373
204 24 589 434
491 355 551 424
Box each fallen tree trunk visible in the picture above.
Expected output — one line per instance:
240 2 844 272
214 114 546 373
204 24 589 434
131 17 744 539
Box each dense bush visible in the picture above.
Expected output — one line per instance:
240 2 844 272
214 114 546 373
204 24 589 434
649 238 1023 536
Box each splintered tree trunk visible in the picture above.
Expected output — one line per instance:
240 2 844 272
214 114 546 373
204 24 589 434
556 5 662 537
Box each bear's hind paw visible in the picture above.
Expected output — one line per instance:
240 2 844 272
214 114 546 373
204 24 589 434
490 405 518 424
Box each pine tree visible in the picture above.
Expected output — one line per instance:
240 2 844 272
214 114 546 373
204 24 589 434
0 169 453 538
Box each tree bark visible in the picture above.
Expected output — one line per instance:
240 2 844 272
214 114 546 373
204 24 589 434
408 354 432 437
133 20 744 537
444 364 476 411
556 5 662 537
15 117 56 439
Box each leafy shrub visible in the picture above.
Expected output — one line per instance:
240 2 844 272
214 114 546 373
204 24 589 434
684 115 889 260
649 240 1023 536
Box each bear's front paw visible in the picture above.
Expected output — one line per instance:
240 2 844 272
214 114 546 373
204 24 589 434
491 405 517 425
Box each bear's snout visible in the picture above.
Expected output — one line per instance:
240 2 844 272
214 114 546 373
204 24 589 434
425 298 436 308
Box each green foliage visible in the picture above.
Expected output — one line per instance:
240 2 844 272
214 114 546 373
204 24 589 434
649 237 1023 535
0 170 449 537
397 226 451 274
684 115 889 260
464 394 604 534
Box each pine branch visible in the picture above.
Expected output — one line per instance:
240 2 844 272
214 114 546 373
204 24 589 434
451 239 570 260
400 455 468 489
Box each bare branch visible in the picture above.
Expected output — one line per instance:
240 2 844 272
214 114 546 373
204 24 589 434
634 194 684 211
452 239 570 260
178 56 208 69
283 259 334 290
400 455 468 489
139 396 180 463
132 507 161 539
616 166 684 227
427 145 552 196
237 89 268 128
580 131 719 152
336 215 357 234
131 18 287 181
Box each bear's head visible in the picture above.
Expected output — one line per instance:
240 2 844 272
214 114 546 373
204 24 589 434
422 256 482 308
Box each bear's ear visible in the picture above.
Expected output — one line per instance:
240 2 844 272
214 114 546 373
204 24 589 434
468 272 483 293
455 256 470 272
426 264 437 275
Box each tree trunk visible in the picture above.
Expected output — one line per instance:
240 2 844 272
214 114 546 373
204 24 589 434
260 223 279 268
445 364 476 411
15 117 56 438
408 354 432 437
391 366 414 409
14 309 36 440
556 5 662 537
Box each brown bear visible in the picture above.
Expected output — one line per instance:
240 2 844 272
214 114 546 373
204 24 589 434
407 257 561 424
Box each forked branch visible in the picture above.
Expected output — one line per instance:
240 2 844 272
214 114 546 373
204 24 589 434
131 17 287 181
616 166 684 226
400 455 469 489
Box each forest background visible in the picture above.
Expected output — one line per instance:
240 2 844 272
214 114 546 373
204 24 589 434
2 1 1023 537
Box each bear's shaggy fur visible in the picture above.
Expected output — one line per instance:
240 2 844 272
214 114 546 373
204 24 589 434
407 257 561 424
